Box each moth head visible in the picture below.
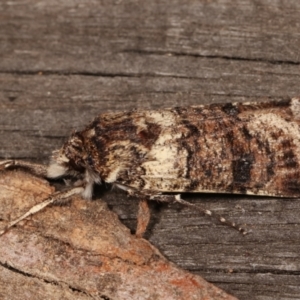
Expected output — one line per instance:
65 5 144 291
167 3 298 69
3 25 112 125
47 132 85 177
47 132 99 199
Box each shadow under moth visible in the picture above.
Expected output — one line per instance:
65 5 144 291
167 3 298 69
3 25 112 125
2 97 300 237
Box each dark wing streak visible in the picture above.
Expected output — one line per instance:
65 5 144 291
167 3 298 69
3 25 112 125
118 176 296 198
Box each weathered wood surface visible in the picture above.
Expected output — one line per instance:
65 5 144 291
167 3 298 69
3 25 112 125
0 1 300 299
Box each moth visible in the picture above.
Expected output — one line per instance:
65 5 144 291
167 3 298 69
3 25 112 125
2 97 300 237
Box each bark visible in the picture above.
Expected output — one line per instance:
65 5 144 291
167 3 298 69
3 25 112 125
0 170 237 300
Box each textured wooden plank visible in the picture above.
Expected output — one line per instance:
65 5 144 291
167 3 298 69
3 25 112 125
0 1 300 299
1 0 300 73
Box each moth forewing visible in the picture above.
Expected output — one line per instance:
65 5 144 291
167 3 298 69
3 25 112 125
65 97 300 199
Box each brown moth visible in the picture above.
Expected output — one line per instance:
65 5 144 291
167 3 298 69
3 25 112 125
2 97 300 236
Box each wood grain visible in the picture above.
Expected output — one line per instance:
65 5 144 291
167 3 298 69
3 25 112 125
1 1 300 299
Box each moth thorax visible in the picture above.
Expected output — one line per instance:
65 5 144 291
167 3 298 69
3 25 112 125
63 133 87 173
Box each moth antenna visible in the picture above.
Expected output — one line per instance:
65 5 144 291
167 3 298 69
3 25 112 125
0 160 48 178
0 187 84 236
173 195 248 235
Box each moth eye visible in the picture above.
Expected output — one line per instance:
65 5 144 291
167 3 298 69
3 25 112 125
68 159 85 173
87 156 94 166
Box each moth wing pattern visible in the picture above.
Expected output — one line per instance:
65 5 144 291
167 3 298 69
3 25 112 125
76 98 300 198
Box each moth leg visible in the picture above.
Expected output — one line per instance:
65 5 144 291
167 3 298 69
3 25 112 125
0 159 48 178
136 200 151 238
0 187 84 236
150 194 248 235
115 183 247 235
114 183 151 237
